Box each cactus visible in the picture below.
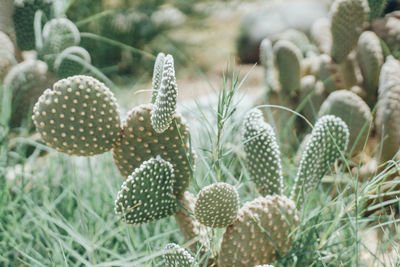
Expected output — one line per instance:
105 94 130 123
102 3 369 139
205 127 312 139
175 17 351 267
5 59 55 127
356 31 384 107
218 195 300 267
311 18 332 54
242 108 283 196
164 243 198 267
291 115 349 206
259 38 275 87
315 54 343 92
338 52 362 88
371 12 400 55
375 56 400 163
0 31 15 79
151 52 165 103
32 75 121 156
194 182 239 228
273 40 302 96
54 46 91 79
114 157 178 225
330 0 369 63
299 75 326 123
272 29 312 55
368 0 387 20
13 0 53 50
112 104 192 197
151 54 177 133
318 90 371 153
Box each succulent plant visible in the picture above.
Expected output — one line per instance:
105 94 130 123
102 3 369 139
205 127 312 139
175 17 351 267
53 46 91 79
338 52 362 88
114 156 178 225
375 56 400 163
164 243 198 267
368 0 387 20
273 40 302 96
371 12 400 55
42 18 80 54
151 52 165 104
32 75 121 155
13 0 53 51
272 29 312 55
5 59 54 127
0 31 15 79
259 38 275 87
318 90 372 153
242 108 283 196
218 195 300 267
311 18 332 54
299 75 326 123
291 115 349 206
151 54 177 133
330 0 369 63
194 182 239 228
315 54 343 92
356 31 384 107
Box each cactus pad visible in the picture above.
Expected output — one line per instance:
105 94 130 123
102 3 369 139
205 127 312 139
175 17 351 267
318 90 371 153
0 31 15 79
368 0 387 20
218 195 300 267
330 0 369 63
291 115 349 206
112 104 192 197
300 76 326 123
151 54 178 133
114 157 177 225
311 18 332 54
273 40 302 95
242 108 283 196
164 243 198 267
151 52 165 103
42 18 80 54
54 46 91 79
32 75 121 156
13 0 52 50
194 182 239 228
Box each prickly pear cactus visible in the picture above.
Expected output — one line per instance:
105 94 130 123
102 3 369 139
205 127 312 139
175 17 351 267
151 54 177 133
338 52 362 88
13 0 53 50
291 115 349 206
242 108 283 196
112 104 192 197
0 31 15 79
151 52 165 103
42 18 80 54
311 18 332 54
368 0 387 20
32 75 121 156
315 54 343 92
299 75 326 123
375 56 400 163
330 0 369 63
273 40 302 96
114 157 178 225
356 31 384 107
218 195 300 267
4 59 54 127
164 243 198 267
54 46 91 79
194 182 239 228
259 38 275 87
272 29 312 54
318 90 371 153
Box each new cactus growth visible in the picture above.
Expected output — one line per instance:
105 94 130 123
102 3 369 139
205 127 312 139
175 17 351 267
356 31 384 107
114 157 177 225
375 56 400 163
164 243 198 267
112 104 192 197
151 54 177 133
32 75 121 156
151 52 165 103
242 108 283 196
218 195 300 267
291 115 349 206
194 182 239 228
273 40 302 96
13 0 53 50
368 0 387 20
330 0 369 63
54 46 91 79
318 90 371 153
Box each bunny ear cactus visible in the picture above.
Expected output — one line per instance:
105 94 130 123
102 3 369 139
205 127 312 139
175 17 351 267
13 0 53 51
330 0 369 64
114 157 178 225
375 56 400 163
311 18 332 54
151 52 165 103
368 0 387 20
0 31 15 79
291 115 349 207
259 38 275 87
54 46 91 79
318 90 371 154
273 40 302 96
273 29 312 55
194 182 239 228
151 54 178 133
356 31 384 107
32 75 121 156
299 75 326 123
164 243 198 267
218 195 300 267
112 104 192 197
242 108 283 196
